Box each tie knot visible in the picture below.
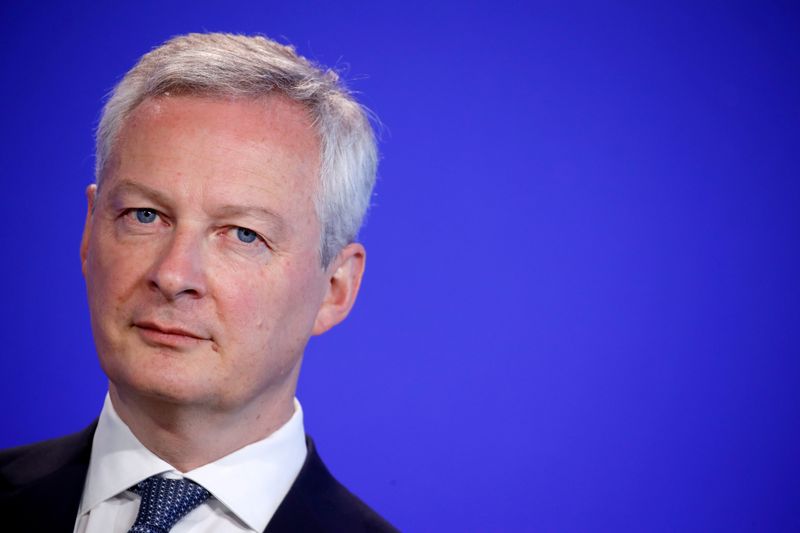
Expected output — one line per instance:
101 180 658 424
129 475 211 533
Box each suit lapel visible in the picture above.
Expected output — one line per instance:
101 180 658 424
0 421 96 531
264 436 332 533
264 436 399 533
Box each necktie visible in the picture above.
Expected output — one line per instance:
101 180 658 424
128 475 211 533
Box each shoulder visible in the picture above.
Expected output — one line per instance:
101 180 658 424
0 421 96 491
267 436 399 533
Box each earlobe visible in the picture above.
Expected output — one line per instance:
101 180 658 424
80 184 98 277
311 242 366 336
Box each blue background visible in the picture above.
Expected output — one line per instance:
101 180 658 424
1 1 799 531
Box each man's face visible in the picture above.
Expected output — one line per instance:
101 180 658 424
81 95 345 415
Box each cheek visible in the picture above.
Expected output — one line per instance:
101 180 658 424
215 264 323 354
88 236 146 309
214 275 276 350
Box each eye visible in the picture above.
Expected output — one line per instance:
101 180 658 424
235 227 259 244
225 226 270 255
134 208 158 224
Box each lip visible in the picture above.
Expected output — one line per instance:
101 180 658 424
133 320 210 348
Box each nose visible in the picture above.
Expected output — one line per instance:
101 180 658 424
147 229 208 301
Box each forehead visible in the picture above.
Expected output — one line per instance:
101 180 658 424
125 92 319 150
106 93 321 193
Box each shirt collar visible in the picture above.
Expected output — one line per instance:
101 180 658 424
79 393 307 532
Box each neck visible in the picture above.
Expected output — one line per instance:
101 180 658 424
108 385 296 472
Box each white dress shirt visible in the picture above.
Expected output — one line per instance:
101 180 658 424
73 394 307 533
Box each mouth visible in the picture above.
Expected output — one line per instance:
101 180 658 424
132 320 210 348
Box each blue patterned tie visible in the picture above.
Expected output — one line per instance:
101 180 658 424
128 475 211 533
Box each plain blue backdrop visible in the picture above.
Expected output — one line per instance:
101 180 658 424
1 1 798 531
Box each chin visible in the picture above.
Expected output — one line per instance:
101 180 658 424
104 356 217 406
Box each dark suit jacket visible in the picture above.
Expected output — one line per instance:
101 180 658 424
0 422 398 532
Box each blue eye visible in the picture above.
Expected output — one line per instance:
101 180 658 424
236 227 258 244
135 208 158 223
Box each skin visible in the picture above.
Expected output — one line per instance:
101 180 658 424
80 94 365 472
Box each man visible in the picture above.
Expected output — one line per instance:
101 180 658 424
0 33 396 532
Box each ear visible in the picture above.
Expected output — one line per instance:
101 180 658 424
80 184 98 277
311 242 366 336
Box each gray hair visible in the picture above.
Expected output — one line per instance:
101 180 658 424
95 32 378 266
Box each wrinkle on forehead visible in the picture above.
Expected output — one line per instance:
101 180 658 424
104 93 322 189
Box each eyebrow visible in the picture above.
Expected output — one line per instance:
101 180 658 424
104 179 290 238
103 180 173 208
212 204 289 239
